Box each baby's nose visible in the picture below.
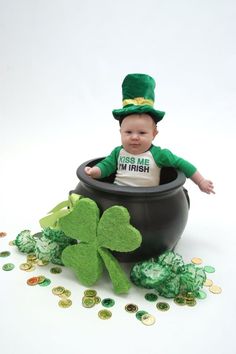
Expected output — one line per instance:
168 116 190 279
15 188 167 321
131 133 139 139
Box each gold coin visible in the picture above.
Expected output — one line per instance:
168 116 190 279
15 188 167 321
204 279 213 287
82 296 96 308
19 263 33 271
184 292 195 300
59 290 71 299
191 257 203 265
209 285 222 294
37 259 49 266
174 296 186 306
141 313 156 326
58 299 72 308
84 289 97 297
37 276 46 284
186 298 197 307
25 264 36 272
52 286 65 295
125 303 139 313
94 296 101 304
63 289 71 297
27 254 37 261
98 309 112 320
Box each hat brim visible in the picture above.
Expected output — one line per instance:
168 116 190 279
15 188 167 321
112 105 165 123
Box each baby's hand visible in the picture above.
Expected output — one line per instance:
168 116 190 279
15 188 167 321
198 179 215 194
84 166 101 179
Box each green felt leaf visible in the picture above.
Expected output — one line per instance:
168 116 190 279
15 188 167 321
62 243 103 286
59 198 100 242
97 206 142 252
39 209 69 229
49 200 70 213
68 193 81 208
98 247 131 294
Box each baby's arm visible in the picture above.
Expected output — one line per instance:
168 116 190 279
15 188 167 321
84 166 101 179
84 147 121 180
190 171 215 194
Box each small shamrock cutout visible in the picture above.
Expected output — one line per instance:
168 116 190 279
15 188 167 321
59 198 142 294
39 193 81 229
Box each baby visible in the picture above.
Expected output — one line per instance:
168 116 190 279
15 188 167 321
85 74 214 194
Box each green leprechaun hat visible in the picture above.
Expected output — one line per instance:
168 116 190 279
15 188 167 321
112 73 165 123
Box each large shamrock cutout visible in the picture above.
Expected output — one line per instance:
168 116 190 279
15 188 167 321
59 197 142 294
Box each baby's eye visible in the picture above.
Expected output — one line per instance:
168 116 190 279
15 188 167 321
139 131 146 135
126 131 132 134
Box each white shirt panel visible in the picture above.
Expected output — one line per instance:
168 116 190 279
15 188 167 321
114 149 161 187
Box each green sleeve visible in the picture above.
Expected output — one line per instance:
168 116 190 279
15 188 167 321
96 146 122 178
150 146 197 178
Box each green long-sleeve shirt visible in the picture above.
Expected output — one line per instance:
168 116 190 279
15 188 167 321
96 145 197 187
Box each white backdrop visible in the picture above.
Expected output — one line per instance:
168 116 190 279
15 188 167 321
0 1 236 354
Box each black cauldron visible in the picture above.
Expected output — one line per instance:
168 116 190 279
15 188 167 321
71 158 190 262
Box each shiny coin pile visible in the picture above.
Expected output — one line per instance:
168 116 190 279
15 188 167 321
26 275 51 286
52 286 72 308
19 253 49 273
204 279 222 294
191 257 222 296
135 310 156 326
125 303 156 326
82 289 101 309
82 289 115 320
174 292 197 307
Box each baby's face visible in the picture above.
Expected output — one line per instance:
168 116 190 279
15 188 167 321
120 114 157 155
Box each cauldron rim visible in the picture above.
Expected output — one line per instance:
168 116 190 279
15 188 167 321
76 158 186 197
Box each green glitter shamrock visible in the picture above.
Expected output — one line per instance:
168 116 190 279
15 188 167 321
130 251 206 298
59 197 142 294
15 230 36 253
15 228 76 265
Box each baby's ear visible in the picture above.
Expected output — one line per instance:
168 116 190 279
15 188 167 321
153 126 158 138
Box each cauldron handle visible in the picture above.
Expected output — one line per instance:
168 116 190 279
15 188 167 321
183 187 190 209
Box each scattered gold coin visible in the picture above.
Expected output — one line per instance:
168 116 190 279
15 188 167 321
37 259 49 266
25 265 36 272
141 313 156 326
98 309 112 320
37 276 46 284
204 279 213 287
209 285 222 294
84 289 97 297
191 257 203 265
52 286 65 295
27 254 37 262
58 299 72 308
19 263 33 271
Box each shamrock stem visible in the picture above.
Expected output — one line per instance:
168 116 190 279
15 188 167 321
98 247 131 294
